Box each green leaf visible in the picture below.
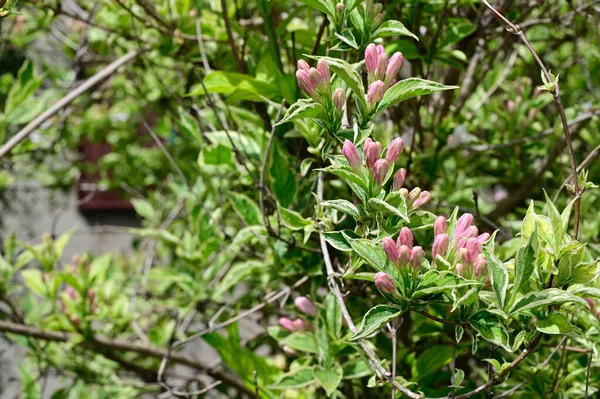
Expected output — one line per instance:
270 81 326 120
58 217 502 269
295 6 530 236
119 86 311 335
375 78 458 114
510 288 589 315
468 310 511 352
268 367 316 390
212 260 268 300
280 332 319 353
297 0 336 19
21 269 47 297
278 204 313 231
352 305 403 340
229 192 262 226
324 165 368 203
483 247 508 309
131 199 155 221
323 231 354 251
308 56 366 107
325 293 342 338
372 20 418 41
275 99 323 126
417 346 454 379
561 261 599 286
522 201 536 238
451 286 477 312
132 228 180 245
535 313 578 335
314 364 343 396
368 198 409 222
413 271 477 298
507 229 537 310
544 190 564 250
321 199 360 219
270 143 297 207
344 235 388 273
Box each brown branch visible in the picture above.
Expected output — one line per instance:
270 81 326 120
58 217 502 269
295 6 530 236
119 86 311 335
221 0 245 73
311 17 329 56
481 0 581 238
0 49 144 159
0 320 254 395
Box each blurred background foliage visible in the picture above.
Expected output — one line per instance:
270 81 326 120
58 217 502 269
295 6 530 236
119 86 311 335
0 0 599 397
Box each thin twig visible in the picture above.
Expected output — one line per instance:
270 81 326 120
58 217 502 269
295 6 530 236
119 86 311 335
311 17 329 56
221 0 245 73
0 50 143 159
584 350 593 398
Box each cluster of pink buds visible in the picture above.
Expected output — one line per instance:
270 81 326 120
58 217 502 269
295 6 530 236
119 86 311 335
374 272 397 295
382 227 425 271
365 44 403 105
397 187 431 210
432 214 490 279
297 59 338 106
342 137 404 186
60 286 98 326
278 296 317 333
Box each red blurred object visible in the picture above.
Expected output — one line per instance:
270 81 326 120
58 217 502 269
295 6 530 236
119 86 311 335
77 142 133 210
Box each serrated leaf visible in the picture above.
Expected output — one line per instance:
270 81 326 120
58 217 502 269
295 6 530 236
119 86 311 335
451 286 478 312
321 199 360 219
229 192 262 226
561 261 599 286
483 247 508 309
352 305 403 340
212 260 267 299
297 0 336 19
344 235 388 273
268 367 316 390
275 99 323 126
278 204 313 231
323 231 353 251
509 288 589 315
535 313 578 335
314 365 343 396
375 78 458 114
368 198 409 222
372 20 418 41
507 229 537 310
469 310 511 352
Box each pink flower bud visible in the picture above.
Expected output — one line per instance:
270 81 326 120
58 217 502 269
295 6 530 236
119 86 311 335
477 233 490 244
393 168 406 191
69 315 80 326
317 59 330 86
398 188 409 201
332 88 346 111
434 216 447 236
297 59 310 71
279 317 295 332
413 191 431 208
382 237 400 264
292 319 310 331
283 346 297 356
585 298 596 312
385 52 403 84
374 272 396 294
367 80 386 104
411 246 425 270
296 70 316 96
463 226 479 238
397 227 413 249
473 255 487 278
408 187 421 202
66 286 77 300
386 138 404 163
432 233 449 259
455 263 465 277
309 67 325 88
60 300 66 314
454 213 474 239
398 245 411 264
365 44 379 74
466 238 482 264
459 248 470 267
364 138 381 170
507 100 515 113
342 140 360 170
595 309 600 320
295 296 317 316
375 51 389 80
87 289 96 303
335 2 345 14
372 159 389 185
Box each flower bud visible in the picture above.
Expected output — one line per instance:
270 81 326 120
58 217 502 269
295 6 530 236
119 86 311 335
374 272 396 294
397 227 413 249
332 88 346 111
364 138 381 170
382 237 399 264
455 263 465 277
466 238 482 264
454 213 474 239
398 245 411 264
367 80 386 105
463 226 479 238
459 248 470 267
342 140 360 170
473 255 488 278
408 187 421 202
296 70 316 96
87 289 96 303
317 59 330 86
365 44 378 74
398 188 409 200
279 317 295 332
66 286 77 300
309 67 325 88
385 52 403 85
292 319 310 331
373 12 384 28
283 346 297 356
372 159 389 185
411 246 425 270
295 296 317 316
413 191 430 208
386 138 404 163
432 233 449 259
393 168 406 191
375 52 389 80
297 59 310 71
335 2 345 19
585 298 596 312
434 216 447 236
477 233 490 244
